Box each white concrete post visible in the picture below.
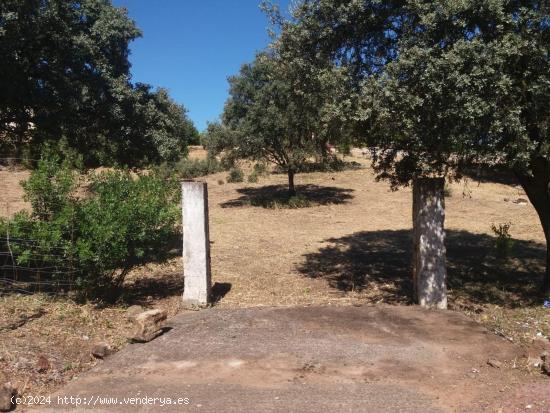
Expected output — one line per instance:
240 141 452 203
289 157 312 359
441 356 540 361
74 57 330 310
182 181 211 307
412 178 447 309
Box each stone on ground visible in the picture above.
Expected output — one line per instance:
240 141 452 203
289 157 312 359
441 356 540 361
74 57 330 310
129 309 167 342
91 342 112 359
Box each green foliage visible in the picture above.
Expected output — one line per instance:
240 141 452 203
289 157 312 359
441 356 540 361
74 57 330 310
286 195 311 209
21 147 78 221
1 152 180 299
253 163 269 177
280 0 549 184
227 168 244 183
125 86 195 165
278 0 550 290
337 142 352 156
247 171 259 183
0 0 196 167
491 222 515 259
205 51 351 195
74 170 180 297
156 156 223 180
273 158 361 174
247 163 269 183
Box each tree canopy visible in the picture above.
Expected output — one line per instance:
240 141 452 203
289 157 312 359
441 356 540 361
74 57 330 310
277 0 549 292
0 0 197 166
206 51 351 196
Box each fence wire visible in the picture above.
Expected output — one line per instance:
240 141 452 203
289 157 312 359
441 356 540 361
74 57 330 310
0 198 78 295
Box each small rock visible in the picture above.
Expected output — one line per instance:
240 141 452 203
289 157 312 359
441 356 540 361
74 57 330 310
91 342 112 359
503 197 510 202
126 305 144 319
129 309 167 343
0 382 15 412
37 355 50 373
487 359 503 369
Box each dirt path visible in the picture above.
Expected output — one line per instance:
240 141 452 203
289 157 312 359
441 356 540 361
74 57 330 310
34 305 547 413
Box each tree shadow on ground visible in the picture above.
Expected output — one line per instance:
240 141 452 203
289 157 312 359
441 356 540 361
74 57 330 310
123 273 232 306
122 272 183 305
220 184 354 208
298 229 545 308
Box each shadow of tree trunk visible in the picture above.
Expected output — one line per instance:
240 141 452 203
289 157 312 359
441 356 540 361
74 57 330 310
297 229 545 308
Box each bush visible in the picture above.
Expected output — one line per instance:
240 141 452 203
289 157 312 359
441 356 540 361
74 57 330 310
156 156 223 180
75 170 180 297
491 222 514 258
227 168 244 183
1 152 79 283
253 162 269 176
247 171 259 183
21 147 78 221
287 195 311 209
1 152 180 300
176 157 222 179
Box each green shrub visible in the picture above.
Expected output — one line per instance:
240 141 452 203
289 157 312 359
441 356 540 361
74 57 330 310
247 171 259 183
1 152 180 300
491 222 514 258
227 168 244 183
253 163 269 176
21 148 78 221
286 195 311 209
74 170 180 297
156 156 223 180
337 142 352 156
177 157 222 179
1 150 79 281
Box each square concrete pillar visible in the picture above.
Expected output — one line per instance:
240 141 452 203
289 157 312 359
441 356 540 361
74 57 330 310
412 178 447 309
182 181 211 307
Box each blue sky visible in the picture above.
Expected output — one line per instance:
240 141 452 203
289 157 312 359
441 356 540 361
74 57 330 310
113 0 290 131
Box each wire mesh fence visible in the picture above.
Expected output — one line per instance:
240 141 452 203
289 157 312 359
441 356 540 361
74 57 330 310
0 172 78 294
0 233 78 295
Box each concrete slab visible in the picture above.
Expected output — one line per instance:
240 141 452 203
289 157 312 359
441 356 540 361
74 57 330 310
35 305 539 412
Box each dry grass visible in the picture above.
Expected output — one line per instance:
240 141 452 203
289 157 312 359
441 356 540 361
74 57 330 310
0 149 549 398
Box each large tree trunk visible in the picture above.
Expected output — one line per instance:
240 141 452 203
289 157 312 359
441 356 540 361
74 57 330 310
515 157 550 295
288 169 296 197
412 177 447 309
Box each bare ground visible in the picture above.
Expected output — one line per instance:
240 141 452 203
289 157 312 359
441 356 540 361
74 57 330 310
1 148 549 408
36 306 550 413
